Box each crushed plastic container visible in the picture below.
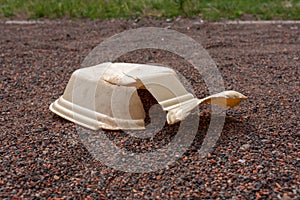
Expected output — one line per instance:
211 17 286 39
50 62 247 130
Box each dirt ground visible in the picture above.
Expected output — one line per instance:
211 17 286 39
1 18 299 199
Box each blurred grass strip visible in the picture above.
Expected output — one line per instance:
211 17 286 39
1 0 300 20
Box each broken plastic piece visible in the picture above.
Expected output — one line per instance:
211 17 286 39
166 90 247 124
49 62 247 130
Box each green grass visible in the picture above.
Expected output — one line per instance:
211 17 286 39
1 0 300 20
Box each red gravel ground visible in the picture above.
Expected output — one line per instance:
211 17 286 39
1 18 299 199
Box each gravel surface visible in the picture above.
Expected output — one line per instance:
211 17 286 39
1 18 299 199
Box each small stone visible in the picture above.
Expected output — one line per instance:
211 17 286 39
53 175 60 180
282 193 292 200
290 26 298 30
240 144 250 151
